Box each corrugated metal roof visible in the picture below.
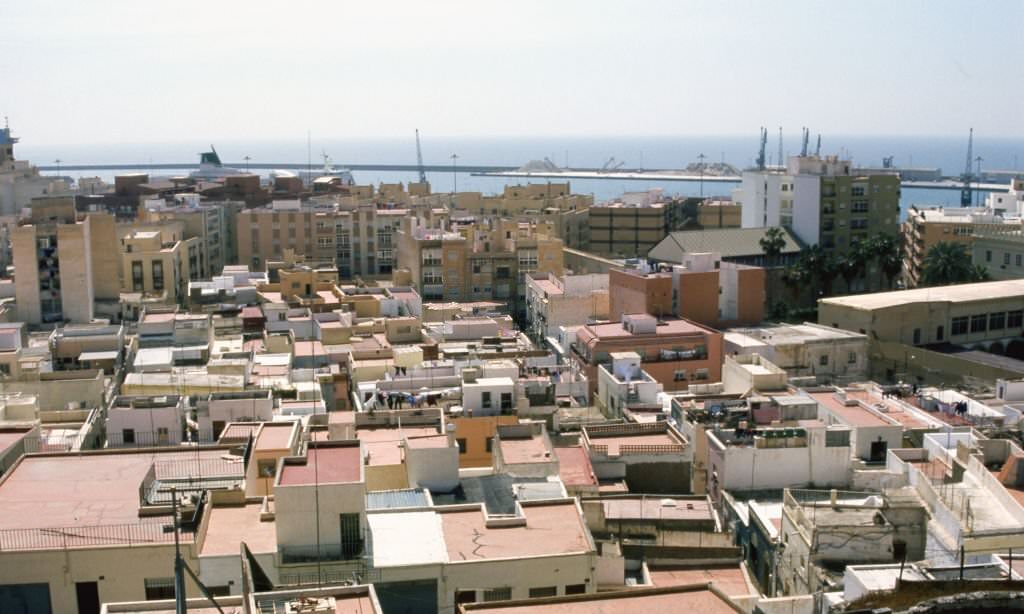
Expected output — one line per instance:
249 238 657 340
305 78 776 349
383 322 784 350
366 488 430 510
648 227 803 262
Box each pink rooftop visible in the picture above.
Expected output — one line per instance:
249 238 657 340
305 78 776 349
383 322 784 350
554 446 597 486
278 445 362 486
440 502 590 561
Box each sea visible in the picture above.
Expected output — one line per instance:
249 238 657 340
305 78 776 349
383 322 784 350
17 135 1024 214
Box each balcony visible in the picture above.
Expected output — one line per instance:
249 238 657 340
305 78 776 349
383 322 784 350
279 540 366 565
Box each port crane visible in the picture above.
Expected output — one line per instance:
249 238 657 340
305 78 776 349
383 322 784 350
960 128 974 206
756 127 767 170
415 129 427 184
599 157 625 173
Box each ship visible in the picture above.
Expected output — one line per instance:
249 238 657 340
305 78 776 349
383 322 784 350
189 146 245 180
298 153 355 186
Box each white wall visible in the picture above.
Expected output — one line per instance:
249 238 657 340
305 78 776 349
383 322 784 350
791 175 822 247
405 444 459 492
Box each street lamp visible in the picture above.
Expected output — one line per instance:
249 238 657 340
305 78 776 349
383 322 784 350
450 153 459 194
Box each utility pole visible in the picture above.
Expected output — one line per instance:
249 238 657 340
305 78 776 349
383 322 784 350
53 159 62 176
172 489 186 614
243 155 251 173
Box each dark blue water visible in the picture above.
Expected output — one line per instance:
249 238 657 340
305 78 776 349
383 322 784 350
18 135 1023 208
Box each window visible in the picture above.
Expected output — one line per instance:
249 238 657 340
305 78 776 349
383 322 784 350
122 428 135 445
1018 254 1023 267
936 325 944 341
848 352 857 364
257 458 277 478
456 438 467 454
913 328 921 345
1009 310 1024 329
144 578 176 600
340 513 363 558
673 369 686 381
826 430 850 447
565 584 587 595
529 587 558 598
951 316 968 336
819 355 829 366
694 368 709 381
500 392 513 410
482 588 511 602
151 260 164 291
990 312 1006 330
131 260 144 291
851 200 869 213
970 314 987 333
481 391 492 409
485 437 493 453
986 250 992 263
1006 253 1012 266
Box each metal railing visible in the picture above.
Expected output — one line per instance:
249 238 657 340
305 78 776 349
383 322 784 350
279 541 366 565
0 520 186 551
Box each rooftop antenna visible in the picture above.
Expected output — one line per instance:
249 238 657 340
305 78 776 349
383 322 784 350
777 126 784 169
815 134 821 157
960 128 974 206
415 129 427 184
800 127 809 157
756 127 767 171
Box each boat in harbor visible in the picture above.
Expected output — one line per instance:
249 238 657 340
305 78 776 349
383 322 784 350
189 146 244 180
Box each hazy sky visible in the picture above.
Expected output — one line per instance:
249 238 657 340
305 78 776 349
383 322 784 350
2 0 1022 145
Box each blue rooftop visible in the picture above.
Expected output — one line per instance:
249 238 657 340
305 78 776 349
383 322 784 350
366 488 430 510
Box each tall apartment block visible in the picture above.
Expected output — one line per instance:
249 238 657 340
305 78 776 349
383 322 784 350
588 190 701 258
902 207 1016 286
734 155 901 255
237 199 446 279
12 198 119 325
451 183 592 249
396 217 564 319
608 252 765 329
141 195 240 279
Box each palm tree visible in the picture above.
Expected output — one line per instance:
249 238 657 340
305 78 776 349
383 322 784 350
919 242 987 286
759 226 787 268
870 234 904 289
759 227 788 316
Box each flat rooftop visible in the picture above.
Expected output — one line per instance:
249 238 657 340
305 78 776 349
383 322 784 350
587 431 682 456
601 497 714 522
820 279 1024 310
199 503 276 557
648 564 753 597
278 445 361 486
463 585 738 613
583 318 713 340
0 448 237 534
0 429 31 457
219 423 259 444
554 447 597 487
499 434 550 465
357 426 439 466
440 501 590 561
809 391 891 428
255 423 295 451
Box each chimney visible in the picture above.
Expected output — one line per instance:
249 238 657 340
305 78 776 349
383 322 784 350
446 422 457 447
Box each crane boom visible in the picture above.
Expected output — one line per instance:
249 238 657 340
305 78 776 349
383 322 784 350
415 129 427 184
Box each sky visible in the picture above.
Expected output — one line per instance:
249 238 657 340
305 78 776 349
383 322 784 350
2 1 1023 146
